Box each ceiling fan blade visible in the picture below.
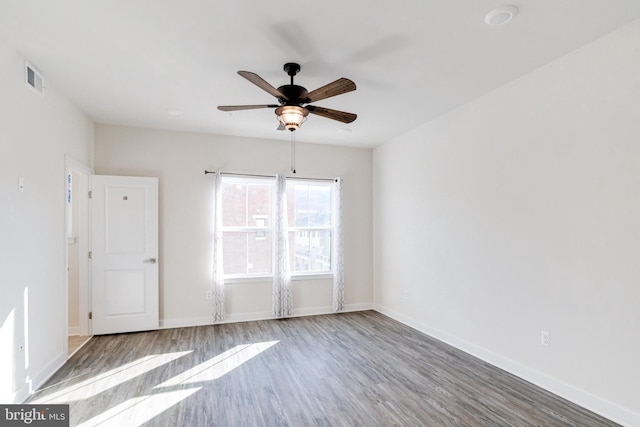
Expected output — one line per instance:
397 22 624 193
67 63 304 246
307 105 357 123
238 71 287 100
305 78 356 103
218 104 278 111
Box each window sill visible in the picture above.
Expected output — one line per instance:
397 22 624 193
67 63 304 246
223 272 333 284
292 273 333 281
224 276 271 284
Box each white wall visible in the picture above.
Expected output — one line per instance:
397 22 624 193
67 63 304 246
374 19 640 426
94 124 373 326
0 43 94 403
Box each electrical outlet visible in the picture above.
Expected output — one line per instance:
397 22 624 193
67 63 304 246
205 291 212 301
541 330 550 347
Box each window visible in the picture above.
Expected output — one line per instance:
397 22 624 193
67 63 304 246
220 177 274 278
286 181 333 274
219 176 335 279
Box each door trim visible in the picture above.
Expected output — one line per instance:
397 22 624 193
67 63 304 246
64 156 93 352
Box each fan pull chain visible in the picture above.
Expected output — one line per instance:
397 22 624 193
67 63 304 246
290 131 296 174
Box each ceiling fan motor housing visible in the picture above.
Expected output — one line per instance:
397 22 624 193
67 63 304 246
277 84 309 104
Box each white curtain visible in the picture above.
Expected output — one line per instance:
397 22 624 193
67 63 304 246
273 174 293 317
332 177 345 312
212 170 225 322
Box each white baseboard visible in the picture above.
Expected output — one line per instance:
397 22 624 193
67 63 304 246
373 304 639 427
291 302 374 318
14 351 67 404
68 326 80 336
159 303 374 329
337 302 375 313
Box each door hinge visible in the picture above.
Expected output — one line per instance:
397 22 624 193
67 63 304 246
89 312 92 320
88 251 92 259
88 190 92 198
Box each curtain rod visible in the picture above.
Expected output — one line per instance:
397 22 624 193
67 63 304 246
204 170 338 182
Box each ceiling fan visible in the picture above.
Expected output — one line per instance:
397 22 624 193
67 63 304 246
218 62 357 131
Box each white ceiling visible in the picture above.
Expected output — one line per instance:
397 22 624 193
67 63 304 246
2 1 640 148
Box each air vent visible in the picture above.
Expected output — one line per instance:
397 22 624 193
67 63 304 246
25 61 44 96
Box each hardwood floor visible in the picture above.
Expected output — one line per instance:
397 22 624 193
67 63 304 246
31 311 618 426
68 335 91 356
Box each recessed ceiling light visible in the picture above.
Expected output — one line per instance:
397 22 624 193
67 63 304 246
167 108 183 116
337 128 352 134
485 5 518 26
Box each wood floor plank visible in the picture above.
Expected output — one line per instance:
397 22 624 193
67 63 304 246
29 311 619 426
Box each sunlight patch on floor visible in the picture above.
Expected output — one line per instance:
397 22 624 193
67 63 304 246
32 351 192 404
76 387 201 427
33 341 279 425
155 341 279 388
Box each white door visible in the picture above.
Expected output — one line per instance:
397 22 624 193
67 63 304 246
91 175 159 335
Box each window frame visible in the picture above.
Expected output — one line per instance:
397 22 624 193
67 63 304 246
219 175 336 281
286 179 335 276
220 176 276 280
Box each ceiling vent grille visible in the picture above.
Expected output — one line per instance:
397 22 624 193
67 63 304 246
25 61 44 96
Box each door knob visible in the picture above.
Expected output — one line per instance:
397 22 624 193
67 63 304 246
143 258 157 264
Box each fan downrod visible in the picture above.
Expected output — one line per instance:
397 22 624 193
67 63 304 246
284 62 300 84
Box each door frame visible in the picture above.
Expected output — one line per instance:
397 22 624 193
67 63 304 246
64 156 93 352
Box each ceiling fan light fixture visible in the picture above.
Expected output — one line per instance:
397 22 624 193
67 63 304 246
276 105 308 131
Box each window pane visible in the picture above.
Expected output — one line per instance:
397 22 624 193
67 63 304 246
286 182 332 227
308 185 331 226
221 181 247 226
223 231 272 275
290 230 331 272
222 180 272 227
293 185 309 227
248 183 271 226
